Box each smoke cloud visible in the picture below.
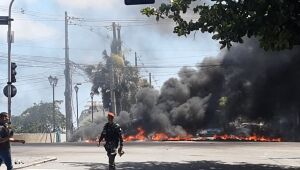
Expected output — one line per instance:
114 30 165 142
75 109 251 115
125 38 300 140
76 38 300 141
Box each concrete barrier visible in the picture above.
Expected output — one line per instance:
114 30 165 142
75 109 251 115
13 133 66 143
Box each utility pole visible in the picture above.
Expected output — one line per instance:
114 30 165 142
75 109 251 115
117 24 122 53
64 11 73 142
111 22 118 54
90 92 94 123
109 57 116 115
149 73 152 87
109 22 117 115
135 52 137 67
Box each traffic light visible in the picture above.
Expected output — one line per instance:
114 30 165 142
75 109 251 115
11 62 17 83
125 0 155 5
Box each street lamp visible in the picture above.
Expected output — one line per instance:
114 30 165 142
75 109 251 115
48 76 58 134
90 92 94 123
74 83 81 128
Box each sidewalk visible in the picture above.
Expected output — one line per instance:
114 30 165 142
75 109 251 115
0 156 57 170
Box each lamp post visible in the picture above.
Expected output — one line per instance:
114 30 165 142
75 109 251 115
90 92 94 123
48 76 58 134
74 83 81 128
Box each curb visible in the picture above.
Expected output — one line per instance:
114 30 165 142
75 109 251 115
14 157 57 169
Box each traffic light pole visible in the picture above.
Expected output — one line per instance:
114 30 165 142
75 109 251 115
7 0 14 119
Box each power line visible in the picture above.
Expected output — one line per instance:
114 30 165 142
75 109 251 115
0 6 174 24
17 84 65 93
0 57 65 65
0 52 64 61
0 42 104 52
0 5 63 17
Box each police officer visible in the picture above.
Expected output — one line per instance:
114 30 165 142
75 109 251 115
98 112 123 170
0 112 13 170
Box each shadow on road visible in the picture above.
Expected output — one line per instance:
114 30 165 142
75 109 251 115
62 161 298 170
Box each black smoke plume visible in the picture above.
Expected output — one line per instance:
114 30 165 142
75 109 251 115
75 39 300 141
127 39 300 140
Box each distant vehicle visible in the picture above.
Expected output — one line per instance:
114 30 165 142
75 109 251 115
232 122 265 136
196 128 223 140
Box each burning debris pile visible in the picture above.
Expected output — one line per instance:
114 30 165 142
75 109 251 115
121 39 300 142
77 39 300 142
122 127 281 142
123 127 193 141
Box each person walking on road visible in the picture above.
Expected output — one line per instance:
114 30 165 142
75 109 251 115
0 112 14 170
98 112 124 170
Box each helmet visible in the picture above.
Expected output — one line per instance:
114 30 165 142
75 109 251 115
107 112 115 117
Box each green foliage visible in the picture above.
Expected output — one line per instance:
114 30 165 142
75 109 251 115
85 50 150 113
11 102 66 133
141 0 300 50
219 96 228 107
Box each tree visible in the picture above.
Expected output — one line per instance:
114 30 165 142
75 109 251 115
85 50 150 114
142 0 300 50
11 102 66 133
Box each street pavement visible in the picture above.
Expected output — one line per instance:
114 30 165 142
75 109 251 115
1 141 300 170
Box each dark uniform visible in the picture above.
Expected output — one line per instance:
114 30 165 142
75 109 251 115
0 123 13 170
99 122 123 170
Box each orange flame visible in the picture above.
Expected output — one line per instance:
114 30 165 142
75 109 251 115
84 139 97 144
123 128 282 142
213 134 282 142
151 133 169 141
150 133 193 141
124 128 193 141
123 127 146 141
163 134 193 141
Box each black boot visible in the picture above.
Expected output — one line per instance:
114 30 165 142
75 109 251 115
108 164 115 170
108 153 116 170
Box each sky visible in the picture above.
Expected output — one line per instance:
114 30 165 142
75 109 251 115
0 0 220 125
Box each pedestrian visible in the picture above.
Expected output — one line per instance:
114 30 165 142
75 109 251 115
0 112 13 170
97 112 124 170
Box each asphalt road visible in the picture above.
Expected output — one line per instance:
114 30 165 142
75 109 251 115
1 141 300 170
